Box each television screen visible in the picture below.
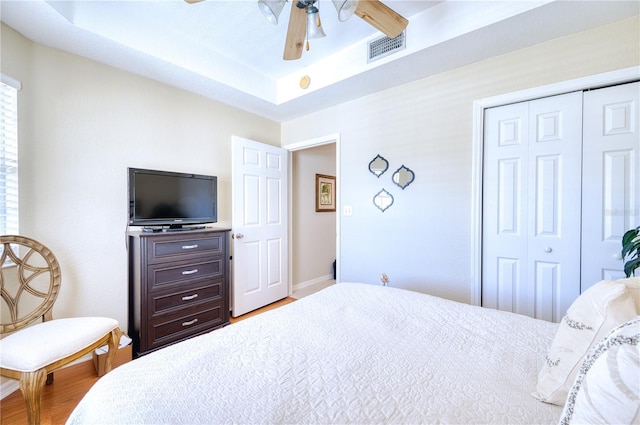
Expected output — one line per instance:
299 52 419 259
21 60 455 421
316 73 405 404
128 168 217 228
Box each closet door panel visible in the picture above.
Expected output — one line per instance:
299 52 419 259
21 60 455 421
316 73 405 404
482 102 529 313
483 92 582 322
582 82 640 289
534 261 560 320
527 92 582 322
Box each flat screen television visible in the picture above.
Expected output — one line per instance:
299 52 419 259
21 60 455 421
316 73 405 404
128 167 217 229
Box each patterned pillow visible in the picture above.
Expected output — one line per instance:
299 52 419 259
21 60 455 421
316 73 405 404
558 317 640 425
533 278 639 406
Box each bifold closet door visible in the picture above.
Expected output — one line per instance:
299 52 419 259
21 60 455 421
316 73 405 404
581 81 640 290
482 92 582 322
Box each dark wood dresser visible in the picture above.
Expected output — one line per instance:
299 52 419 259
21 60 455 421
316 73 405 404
127 228 230 357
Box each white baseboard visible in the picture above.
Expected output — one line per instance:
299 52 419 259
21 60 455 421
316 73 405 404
0 380 19 399
292 274 334 292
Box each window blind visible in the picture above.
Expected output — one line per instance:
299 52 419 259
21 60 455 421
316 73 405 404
1 81 19 235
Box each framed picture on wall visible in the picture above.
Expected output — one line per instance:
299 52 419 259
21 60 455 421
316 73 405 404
315 174 336 212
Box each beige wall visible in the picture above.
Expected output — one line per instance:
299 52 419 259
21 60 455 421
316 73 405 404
292 143 337 286
282 16 640 302
1 23 280 328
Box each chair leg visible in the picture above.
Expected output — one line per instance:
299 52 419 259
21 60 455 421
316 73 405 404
19 368 48 425
103 328 122 375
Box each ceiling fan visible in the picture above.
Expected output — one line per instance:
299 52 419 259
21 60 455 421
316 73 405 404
185 0 408 61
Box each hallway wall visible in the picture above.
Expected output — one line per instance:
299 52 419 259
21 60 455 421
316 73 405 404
292 143 337 286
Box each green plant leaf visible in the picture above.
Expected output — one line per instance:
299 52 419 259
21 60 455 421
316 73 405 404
622 227 640 259
624 257 640 278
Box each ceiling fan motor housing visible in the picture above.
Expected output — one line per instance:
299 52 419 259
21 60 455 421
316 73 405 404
296 0 317 9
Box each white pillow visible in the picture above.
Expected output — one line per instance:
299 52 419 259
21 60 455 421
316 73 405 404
558 317 640 425
533 278 639 405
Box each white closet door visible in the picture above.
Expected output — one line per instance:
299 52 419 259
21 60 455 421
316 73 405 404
527 93 582 321
582 82 640 290
482 102 529 316
482 92 582 322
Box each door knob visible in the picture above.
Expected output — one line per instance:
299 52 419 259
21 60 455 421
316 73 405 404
233 233 244 239
614 253 623 260
544 247 552 253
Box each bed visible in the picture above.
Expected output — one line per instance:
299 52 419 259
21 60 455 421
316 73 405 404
67 282 571 424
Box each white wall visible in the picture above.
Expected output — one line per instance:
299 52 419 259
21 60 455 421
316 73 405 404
1 23 280 329
282 16 640 303
292 143 337 286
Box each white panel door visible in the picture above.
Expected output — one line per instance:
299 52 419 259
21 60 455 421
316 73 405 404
231 136 288 317
483 102 529 315
527 93 582 321
582 82 640 289
483 92 583 322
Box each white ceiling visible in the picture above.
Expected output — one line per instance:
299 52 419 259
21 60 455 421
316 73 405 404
1 0 638 122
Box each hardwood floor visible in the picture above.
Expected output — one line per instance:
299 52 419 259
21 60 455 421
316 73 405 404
0 297 296 425
229 296 296 323
1 361 100 425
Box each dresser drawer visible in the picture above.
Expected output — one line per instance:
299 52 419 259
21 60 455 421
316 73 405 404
146 233 226 264
148 257 224 292
147 304 225 351
151 280 224 315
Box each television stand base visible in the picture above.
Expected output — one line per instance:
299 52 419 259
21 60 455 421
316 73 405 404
142 226 206 233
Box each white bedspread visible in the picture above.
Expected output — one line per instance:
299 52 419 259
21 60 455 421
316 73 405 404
67 282 562 424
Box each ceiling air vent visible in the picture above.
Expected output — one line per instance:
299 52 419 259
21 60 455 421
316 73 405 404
367 31 406 63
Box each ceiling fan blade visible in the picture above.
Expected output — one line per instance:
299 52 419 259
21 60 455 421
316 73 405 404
355 0 408 39
283 2 307 60
184 0 205 3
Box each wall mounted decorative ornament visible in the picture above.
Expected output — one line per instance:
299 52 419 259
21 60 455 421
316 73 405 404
315 174 336 212
368 154 389 177
392 165 415 190
373 188 394 212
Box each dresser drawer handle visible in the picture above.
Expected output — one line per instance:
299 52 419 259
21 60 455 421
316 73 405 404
181 269 198 275
182 318 199 327
182 244 198 250
181 294 199 301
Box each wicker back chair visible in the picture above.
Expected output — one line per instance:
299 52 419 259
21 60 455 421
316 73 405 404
0 235 121 425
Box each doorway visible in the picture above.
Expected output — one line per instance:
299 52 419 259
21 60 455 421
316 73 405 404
284 134 340 295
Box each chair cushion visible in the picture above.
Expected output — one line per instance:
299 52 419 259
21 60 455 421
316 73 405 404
0 317 119 372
